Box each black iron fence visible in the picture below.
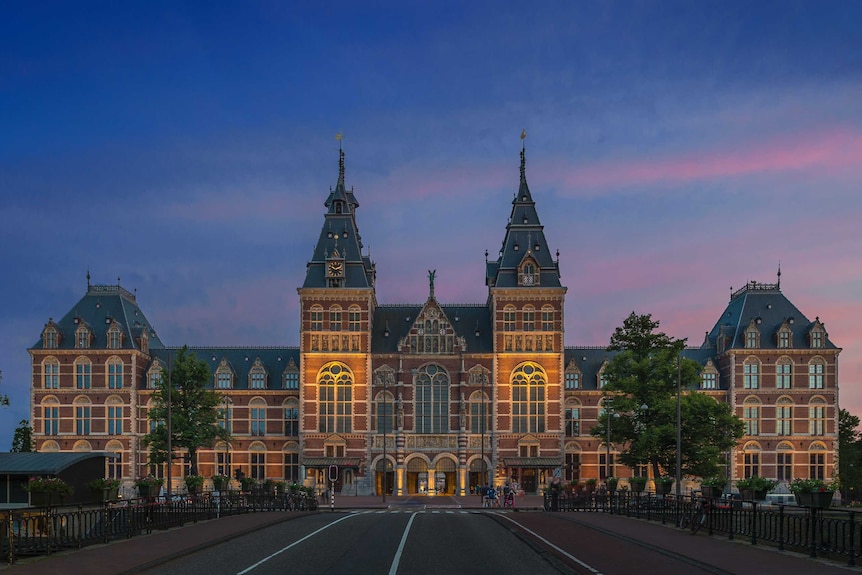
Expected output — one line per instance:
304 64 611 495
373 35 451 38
0 490 318 565
544 491 858 568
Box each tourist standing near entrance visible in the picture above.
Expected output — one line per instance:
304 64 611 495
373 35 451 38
550 476 562 511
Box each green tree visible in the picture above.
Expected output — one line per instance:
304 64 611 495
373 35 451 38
0 370 9 407
11 420 34 452
142 346 229 474
838 409 862 503
593 312 744 479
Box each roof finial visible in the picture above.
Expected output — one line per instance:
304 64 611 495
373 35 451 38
428 269 436 298
777 261 782 289
519 132 526 183
336 131 343 150
87 267 91 288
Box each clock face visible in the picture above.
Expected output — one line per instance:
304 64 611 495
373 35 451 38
328 261 343 276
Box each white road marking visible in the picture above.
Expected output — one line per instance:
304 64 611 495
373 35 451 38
236 512 363 574
389 511 419 575
497 514 603 575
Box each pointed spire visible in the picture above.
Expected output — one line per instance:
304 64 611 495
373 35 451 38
777 261 782 289
338 148 345 189
86 267 91 289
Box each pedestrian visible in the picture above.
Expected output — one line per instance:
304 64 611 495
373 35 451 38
550 476 562 511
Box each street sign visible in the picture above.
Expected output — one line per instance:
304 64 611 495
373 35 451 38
328 464 339 482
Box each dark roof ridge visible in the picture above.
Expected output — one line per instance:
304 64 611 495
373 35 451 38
165 345 298 350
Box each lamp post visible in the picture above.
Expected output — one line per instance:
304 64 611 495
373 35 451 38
382 377 388 503
676 351 682 500
606 412 620 481
481 374 487 490
222 396 232 478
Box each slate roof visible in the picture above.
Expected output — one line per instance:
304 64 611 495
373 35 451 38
303 150 375 289
487 148 562 289
30 283 165 351
148 347 300 391
372 304 494 353
704 280 837 351
0 452 118 475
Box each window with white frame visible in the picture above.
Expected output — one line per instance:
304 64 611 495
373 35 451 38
522 306 535 332
743 397 760 435
808 358 825 389
348 305 361 332
743 447 760 478
329 305 342 331
809 398 826 435
776 358 792 389
43 399 60 435
310 305 324 331
415 364 449 433
75 399 91 435
44 358 59 389
107 358 124 389
743 358 759 389
76 359 92 389
503 305 515 332
809 446 826 480
776 444 793 481
318 362 352 433
511 362 546 433
250 400 267 436
776 397 793 435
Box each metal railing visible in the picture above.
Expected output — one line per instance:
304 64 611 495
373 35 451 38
544 491 858 567
1 490 318 565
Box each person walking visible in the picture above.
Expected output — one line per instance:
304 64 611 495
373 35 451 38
550 476 562 511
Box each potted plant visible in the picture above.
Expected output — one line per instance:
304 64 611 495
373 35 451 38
263 478 277 494
700 476 727 499
606 477 619 492
24 476 73 507
211 474 230 491
789 479 837 508
654 476 674 495
273 480 287 495
584 478 597 493
135 475 164 499
628 476 647 493
240 477 257 493
184 474 205 495
88 477 121 503
736 476 777 501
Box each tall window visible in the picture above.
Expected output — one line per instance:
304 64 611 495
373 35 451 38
776 358 792 389
808 359 824 389
809 450 826 480
743 397 760 435
318 362 352 433
218 404 232 434
251 367 266 389
565 371 580 390
776 397 793 435
565 451 580 483
541 306 554 331
599 454 615 480
701 371 717 389
777 447 793 481
216 448 231 477
503 306 515 332
469 391 491 434
349 306 361 332
75 401 91 435
43 328 58 349
778 328 791 349
522 306 535 331
251 401 267 436
107 403 123 434
809 398 826 435
512 362 546 434
284 448 300 482
44 359 59 389
108 327 121 349
745 327 759 349
310 306 324 331
43 401 59 435
107 359 124 389
329 306 342 331
415 364 449 433
565 405 580 436
149 366 163 389
76 327 90 349
743 358 759 389
250 449 266 480
743 449 760 478
284 403 299 436
108 450 122 479
374 391 395 434
76 359 92 389
811 330 823 349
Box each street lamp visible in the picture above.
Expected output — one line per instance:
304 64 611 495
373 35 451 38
676 351 682 500
481 374 487 489
222 396 232 478
606 412 620 481
382 377 388 503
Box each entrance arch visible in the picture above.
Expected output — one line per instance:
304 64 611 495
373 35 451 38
433 456 457 495
405 456 429 494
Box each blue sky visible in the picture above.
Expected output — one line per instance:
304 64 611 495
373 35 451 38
2 1 861 448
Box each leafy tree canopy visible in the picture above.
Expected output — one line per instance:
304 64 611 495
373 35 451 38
1 370 9 407
142 346 229 474
11 420 33 452
593 312 744 479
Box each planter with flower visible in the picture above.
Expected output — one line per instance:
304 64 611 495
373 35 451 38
736 476 777 501
184 474 205 495
211 474 230 492
24 476 74 507
789 479 837 508
606 477 619 492
135 476 164 499
700 476 727 499
628 476 647 493
88 477 121 503
653 476 674 495
240 477 257 493
584 478 597 493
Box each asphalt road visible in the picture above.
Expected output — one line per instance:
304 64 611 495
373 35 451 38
138 510 573 575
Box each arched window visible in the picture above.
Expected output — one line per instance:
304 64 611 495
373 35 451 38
249 442 267 480
74 396 92 435
107 323 123 349
808 357 825 389
215 359 233 389
348 305 361 332
43 357 60 389
106 395 124 435
743 396 761 435
329 305 342 331
283 399 299 436
283 442 300 482
743 357 760 389
107 357 124 389
415 364 449 433
148 360 164 389
503 305 516 332
469 390 491 434
565 399 581 437
745 321 760 349
106 439 124 479
512 362 546 433
522 305 535 332
809 396 827 435
742 442 761 478
75 357 92 389
249 359 267 390
808 442 827 480
42 322 59 349
42 396 60 435
776 396 793 436
250 398 268 436
700 360 718 389
310 305 324 331
776 357 792 389
776 442 794 481
75 325 91 349
541 305 554 331
318 362 352 433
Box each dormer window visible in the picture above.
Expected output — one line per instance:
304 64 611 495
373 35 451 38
42 321 59 349
148 361 164 389
809 320 825 349
700 360 718 389
75 325 91 349
518 259 539 286
744 321 760 349
598 360 609 388
250 359 267 390
215 360 233 389
564 362 581 390
776 322 792 349
107 323 123 349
